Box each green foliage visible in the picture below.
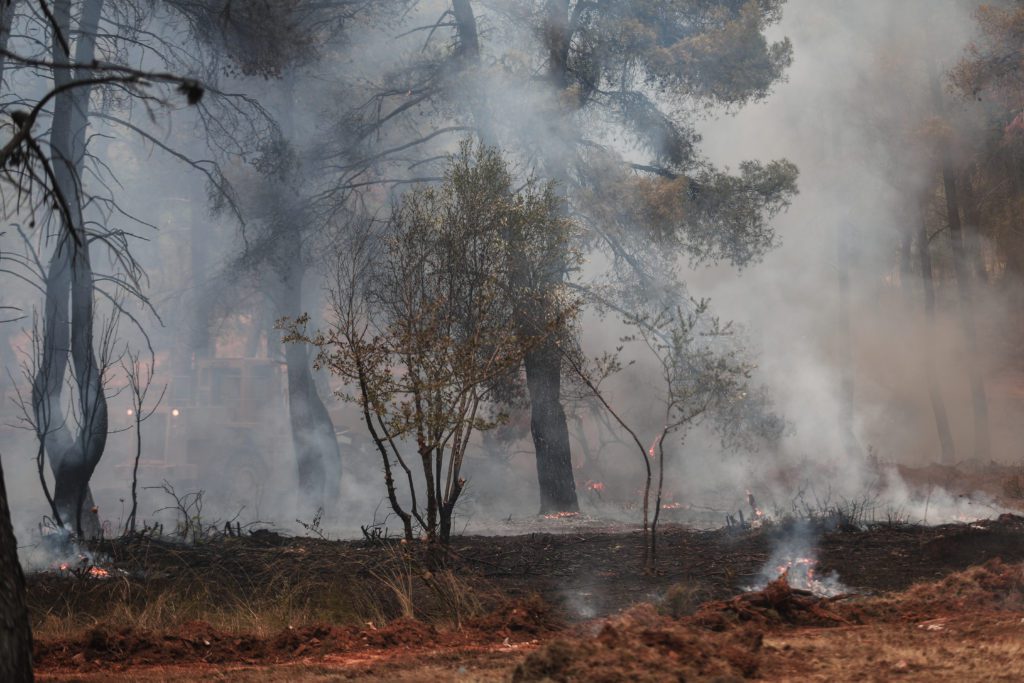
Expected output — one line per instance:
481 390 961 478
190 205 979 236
286 143 581 543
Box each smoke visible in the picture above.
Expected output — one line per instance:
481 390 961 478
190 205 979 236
747 521 848 597
1 0 1019 550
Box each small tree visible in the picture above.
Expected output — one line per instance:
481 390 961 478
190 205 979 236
287 144 579 543
121 348 166 535
565 298 779 567
633 302 759 560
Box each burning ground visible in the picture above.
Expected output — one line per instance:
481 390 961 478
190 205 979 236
25 491 1024 682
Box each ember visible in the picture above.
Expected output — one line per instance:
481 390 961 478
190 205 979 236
53 555 116 579
542 511 580 520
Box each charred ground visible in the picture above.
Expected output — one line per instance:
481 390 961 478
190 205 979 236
26 508 1024 681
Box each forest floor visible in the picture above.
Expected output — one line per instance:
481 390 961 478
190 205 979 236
27 505 1024 681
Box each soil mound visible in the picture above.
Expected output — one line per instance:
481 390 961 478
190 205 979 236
513 604 761 682
690 575 856 631
862 558 1024 620
468 594 562 636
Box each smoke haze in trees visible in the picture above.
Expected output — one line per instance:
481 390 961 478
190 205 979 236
0 0 1017 553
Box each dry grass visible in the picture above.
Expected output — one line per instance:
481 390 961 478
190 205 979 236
28 533 498 640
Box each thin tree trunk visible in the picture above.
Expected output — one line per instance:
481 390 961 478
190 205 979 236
0 455 32 682
917 200 956 464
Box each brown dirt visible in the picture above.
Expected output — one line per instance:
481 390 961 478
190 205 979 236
33 596 556 673
511 560 1024 683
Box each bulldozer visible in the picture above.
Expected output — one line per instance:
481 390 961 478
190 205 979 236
110 357 292 514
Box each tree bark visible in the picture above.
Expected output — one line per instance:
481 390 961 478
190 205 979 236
524 341 578 512
451 0 479 60
917 200 956 464
0 455 32 682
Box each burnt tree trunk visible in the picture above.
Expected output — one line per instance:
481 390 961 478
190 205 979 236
524 341 578 512
917 200 956 464
450 0 578 512
32 0 106 538
0 455 32 682
518 0 580 514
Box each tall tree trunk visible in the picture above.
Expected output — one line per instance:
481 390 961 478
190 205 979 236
524 342 577 512
271 76 342 513
836 221 860 460
929 64 990 464
276 227 341 513
0 455 32 682
31 0 106 538
451 0 578 512
451 0 479 60
917 200 956 464
516 0 579 513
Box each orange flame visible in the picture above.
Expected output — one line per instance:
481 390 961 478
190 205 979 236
647 434 661 458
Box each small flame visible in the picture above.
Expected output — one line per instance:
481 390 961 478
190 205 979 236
661 502 684 510
647 434 661 459
745 490 765 518
542 511 579 520
585 481 605 492
88 566 110 579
